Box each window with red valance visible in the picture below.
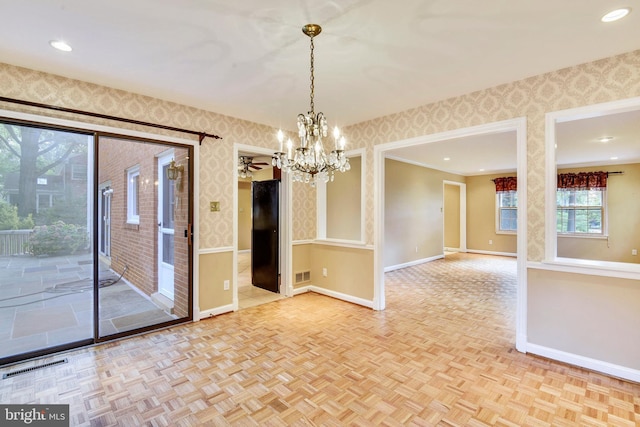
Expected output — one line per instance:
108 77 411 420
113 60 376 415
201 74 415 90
493 176 517 232
556 171 608 235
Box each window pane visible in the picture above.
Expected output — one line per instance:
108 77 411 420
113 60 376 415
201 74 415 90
500 208 517 231
133 174 139 216
162 233 174 265
557 188 605 234
499 191 517 208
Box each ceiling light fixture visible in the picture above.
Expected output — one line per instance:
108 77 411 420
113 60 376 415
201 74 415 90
238 156 268 179
597 136 614 143
273 24 350 185
601 8 631 22
49 40 72 52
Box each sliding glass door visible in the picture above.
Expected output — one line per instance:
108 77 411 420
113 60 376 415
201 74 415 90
96 136 191 339
0 121 94 363
0 119 193 365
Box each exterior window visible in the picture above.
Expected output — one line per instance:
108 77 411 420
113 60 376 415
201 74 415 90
37 177 47 185
557 189 605 235
72 164 87 180
37 194 52 213
127 166 140 224
497 191 517 232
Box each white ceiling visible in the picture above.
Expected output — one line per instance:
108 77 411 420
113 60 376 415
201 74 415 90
0 1 639 173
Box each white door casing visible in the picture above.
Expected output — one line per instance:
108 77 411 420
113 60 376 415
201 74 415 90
158 152 175 300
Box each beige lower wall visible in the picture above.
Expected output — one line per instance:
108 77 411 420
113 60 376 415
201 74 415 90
292 243 312 289
198 251 233 311
466 174 517 254
527 268 640 370
309 244 374 301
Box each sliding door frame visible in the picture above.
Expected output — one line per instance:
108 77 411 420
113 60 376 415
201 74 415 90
0 108 197 365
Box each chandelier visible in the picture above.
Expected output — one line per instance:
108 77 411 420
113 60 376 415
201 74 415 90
273 24 350 185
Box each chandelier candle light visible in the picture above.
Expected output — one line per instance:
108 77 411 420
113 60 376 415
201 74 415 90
273 24 350 185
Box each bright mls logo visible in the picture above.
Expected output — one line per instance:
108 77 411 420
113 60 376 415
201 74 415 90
1 404 69 426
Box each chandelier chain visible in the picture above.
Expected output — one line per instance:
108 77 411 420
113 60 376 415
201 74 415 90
309 35 315 115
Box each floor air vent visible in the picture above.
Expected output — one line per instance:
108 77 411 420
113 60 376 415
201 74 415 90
2 358 68 379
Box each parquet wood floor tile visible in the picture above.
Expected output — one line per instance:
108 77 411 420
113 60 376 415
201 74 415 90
1 253 639 426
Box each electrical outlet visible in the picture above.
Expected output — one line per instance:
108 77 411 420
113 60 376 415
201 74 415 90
489 240 493 245
415 246 418 253
223 280 230 290
322 268 327 277
210 201 220 212
632 249 638 256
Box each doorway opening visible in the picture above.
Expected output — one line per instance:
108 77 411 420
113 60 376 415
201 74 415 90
374 118 527 352
235 147 289 310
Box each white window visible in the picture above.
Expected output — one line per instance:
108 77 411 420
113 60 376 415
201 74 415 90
36 194 52 213
557 189 606 235
496 191 517 233
72 164 87 180
37 177 47 185
127 165 140 224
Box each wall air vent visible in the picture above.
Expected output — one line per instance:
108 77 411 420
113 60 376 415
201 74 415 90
295 271 311 284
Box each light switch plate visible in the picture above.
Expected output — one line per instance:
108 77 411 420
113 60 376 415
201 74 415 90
210 201 220 212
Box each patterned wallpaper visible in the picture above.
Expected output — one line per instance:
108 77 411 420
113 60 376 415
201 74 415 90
345 49 640 260
0 62 299 249
1 49 639 259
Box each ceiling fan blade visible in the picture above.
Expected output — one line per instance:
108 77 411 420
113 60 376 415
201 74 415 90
249 165 262 170
252 162 269 166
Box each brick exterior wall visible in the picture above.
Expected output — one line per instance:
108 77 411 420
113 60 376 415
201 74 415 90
98 137 190 318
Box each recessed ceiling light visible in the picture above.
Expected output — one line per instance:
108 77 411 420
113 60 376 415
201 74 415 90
479 168 485 172
598 136 614 143
443 157 450 161
610 156 619 160
49 40 72 52
601 8 631 22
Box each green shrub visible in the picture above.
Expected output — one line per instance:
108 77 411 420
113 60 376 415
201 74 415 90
0 200 33 230
35 195 87 226
27 221 87 256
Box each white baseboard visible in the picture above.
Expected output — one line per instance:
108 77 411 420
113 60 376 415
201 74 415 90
467 249 517 257
198 304 234 320
526 343 640 383
293 285 311 296
384 255 444 272
293 285 373 309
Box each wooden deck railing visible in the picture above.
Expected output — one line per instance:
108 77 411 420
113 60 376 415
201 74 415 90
0 229 32 256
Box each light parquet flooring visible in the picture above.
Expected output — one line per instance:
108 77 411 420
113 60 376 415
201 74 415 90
1 253 638 426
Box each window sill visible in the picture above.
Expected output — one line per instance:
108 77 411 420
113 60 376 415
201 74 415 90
535 257 640 281
124 222 139 231
558 234 608 240
313 239 372 250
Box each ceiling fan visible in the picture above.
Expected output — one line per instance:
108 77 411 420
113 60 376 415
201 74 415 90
238 156 269 178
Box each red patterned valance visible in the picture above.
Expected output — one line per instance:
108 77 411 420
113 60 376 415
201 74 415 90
494 176 517 192
557 171 607 190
